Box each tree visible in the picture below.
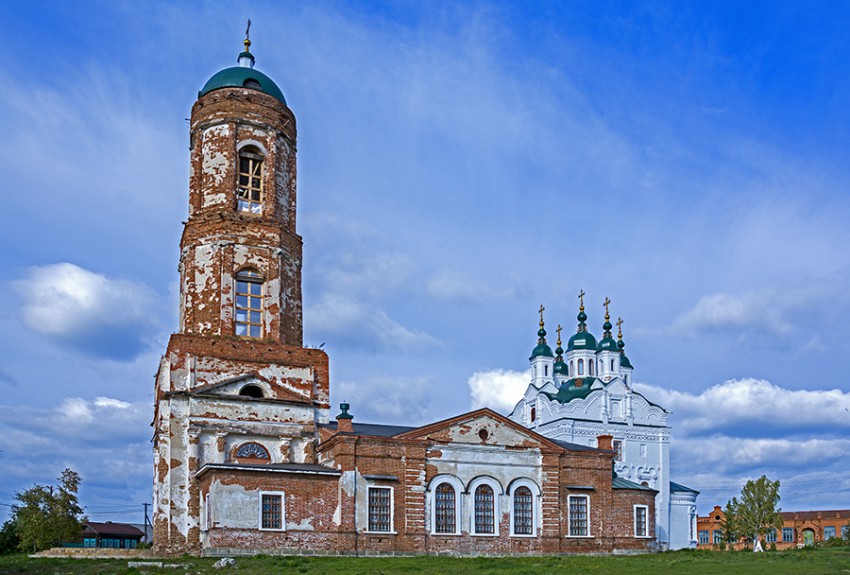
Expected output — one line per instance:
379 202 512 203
725 475 784 549
12 468 84 552
0 518 20 555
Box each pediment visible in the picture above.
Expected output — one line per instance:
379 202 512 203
187 373 311 404
395 408 562 451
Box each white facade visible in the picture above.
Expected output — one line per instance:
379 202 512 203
508 305 698 550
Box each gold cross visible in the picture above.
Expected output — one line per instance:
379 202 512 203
616 317 624 338
556 324 562 345
603 297 611 320
538 304 545 327
578 289 585 309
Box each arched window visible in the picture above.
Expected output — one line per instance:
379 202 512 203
530 407 536 423
569 361 573 376
588 360 594 376
474 484 495 534
235 269 263 338
512 486 533 535
544 365 548 376
239 384 264 398
577 359 584 375
611 359 615 371
237 147 264 213
235 442 270 460
434 483 456 534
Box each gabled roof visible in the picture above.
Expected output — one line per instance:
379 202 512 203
84 522 145 538
670 481 700 494
169 372 312 405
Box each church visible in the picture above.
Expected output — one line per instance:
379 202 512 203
152 35 660 557
507 301 699 550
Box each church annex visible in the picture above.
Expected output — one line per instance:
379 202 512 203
152 36 657 557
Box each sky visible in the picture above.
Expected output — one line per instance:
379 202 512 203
1 0 849 526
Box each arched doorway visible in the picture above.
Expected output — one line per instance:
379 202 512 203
802 528 815 546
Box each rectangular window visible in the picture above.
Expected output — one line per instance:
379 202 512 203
824 526 836 539
568 495 589 537
698 530 709 544
84 538 96 548
368 487 392 532
237 150 263 213
782 527 795 542
842 525 850 539
260 491 284 531
765 528 776 543
634 505 648 537
613 440 623 462
713 529 723 544
512 486 534 535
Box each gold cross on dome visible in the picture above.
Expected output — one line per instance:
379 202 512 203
539 304 545 327
556 324 562 345
603 297 611 318
616 317 624 338
578 289 585 309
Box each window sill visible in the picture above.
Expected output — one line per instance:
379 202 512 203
471 532 499 537
430 532 462 536
510 533 537 538
259 527 286 532
565 535 594 539
364 530 397 535
634 535 653 539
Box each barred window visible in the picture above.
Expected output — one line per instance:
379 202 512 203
568 495 589 536
368 487 392 532
260 492 283 530
474 484 495 534
237 147 263 213
434 483 456 533
513 486 533 535
235 269 263 338
634 505 648 537
782 527 795 542
765 528 777 543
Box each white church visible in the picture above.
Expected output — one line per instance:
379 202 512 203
508 295 699 550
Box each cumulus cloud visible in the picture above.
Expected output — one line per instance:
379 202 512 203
14 263 159 360
308 293 441 353
467 368 529 412
0 396 152 524
635 378 850 436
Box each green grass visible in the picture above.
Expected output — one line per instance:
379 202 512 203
1 547 849 575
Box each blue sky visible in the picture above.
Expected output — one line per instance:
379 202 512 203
1 0 849 525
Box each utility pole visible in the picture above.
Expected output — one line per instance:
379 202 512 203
143 503 152 542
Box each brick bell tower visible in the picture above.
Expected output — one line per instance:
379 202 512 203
152 30 330 555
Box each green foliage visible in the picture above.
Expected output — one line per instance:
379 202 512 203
0 519 20 555
12 468 85 553
726 475 784 546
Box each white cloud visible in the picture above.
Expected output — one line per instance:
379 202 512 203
635 378 850 435
58 397 93 425
94 397 132 409
14 263 158 359
467 368 530 412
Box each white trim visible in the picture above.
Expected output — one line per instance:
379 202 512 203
258 490 285 531
634 504 650 538
365 485 395 534
428 475 463 535
236 139 269 157
507 478 540 537
468 476 502 536
567 494 591 537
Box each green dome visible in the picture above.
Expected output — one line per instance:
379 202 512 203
620 354 633 369
200 64 286 104
567 331 597 351
530 342 554 359
553 360 568 375
597 337 619 352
